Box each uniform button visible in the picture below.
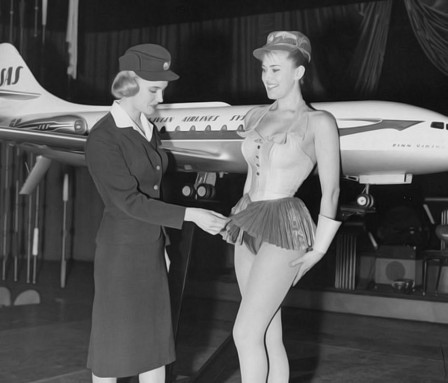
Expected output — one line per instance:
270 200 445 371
256 163 259 167
256 172 260 176
257 145 260 149
154 185 159 190
256 155 259 159
156 165 161 170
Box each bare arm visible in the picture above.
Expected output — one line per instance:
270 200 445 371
314 111 340 219
290 111 341 285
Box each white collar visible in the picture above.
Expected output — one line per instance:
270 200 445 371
110 100 153 141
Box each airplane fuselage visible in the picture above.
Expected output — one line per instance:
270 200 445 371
1 100 448 185
1 42 448 188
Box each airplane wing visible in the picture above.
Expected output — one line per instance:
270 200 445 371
0 125 86 151
0 125 87 193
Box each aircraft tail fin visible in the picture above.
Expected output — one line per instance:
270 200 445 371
0 43 48 101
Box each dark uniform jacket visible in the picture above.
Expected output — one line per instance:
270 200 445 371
86 112 186 245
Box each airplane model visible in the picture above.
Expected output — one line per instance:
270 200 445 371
1 42 448 207
2 41 448 288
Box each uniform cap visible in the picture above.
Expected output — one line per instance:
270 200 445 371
119 43 179 81
253 31 311 63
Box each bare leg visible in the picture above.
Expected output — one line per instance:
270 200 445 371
92 373 116 383
265 311 289 383
139 366 165 383
233 243 301 383
91 366 164 383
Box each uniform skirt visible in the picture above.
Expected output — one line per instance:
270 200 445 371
222 194 316 254
87 233 175 377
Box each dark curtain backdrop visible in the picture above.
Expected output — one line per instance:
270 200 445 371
404 0 448 77
77 1 392 105
0 0 447 261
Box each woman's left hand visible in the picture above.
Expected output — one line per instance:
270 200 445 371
290 249 325 286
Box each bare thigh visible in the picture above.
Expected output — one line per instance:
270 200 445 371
234 243 303 333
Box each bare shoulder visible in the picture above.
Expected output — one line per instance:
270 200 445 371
245 105 267 126
307 109 338 137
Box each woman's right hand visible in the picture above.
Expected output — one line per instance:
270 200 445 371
185 207 229 235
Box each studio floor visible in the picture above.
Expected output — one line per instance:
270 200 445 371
0 260 448 383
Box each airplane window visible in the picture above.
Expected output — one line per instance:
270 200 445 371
430 121 444 129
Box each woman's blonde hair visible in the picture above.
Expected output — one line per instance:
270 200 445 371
111 70 140 99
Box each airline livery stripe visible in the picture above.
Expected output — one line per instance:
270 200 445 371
338 120 422 136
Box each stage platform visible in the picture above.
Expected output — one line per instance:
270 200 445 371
1 260 448 382
187 276 448 325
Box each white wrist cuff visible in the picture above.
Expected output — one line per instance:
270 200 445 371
312 214 342 254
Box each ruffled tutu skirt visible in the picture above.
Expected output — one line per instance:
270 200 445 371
222 194 316 254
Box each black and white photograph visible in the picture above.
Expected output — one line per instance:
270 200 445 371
0 0 447 382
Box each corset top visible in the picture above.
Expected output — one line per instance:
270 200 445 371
241 104 316 201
